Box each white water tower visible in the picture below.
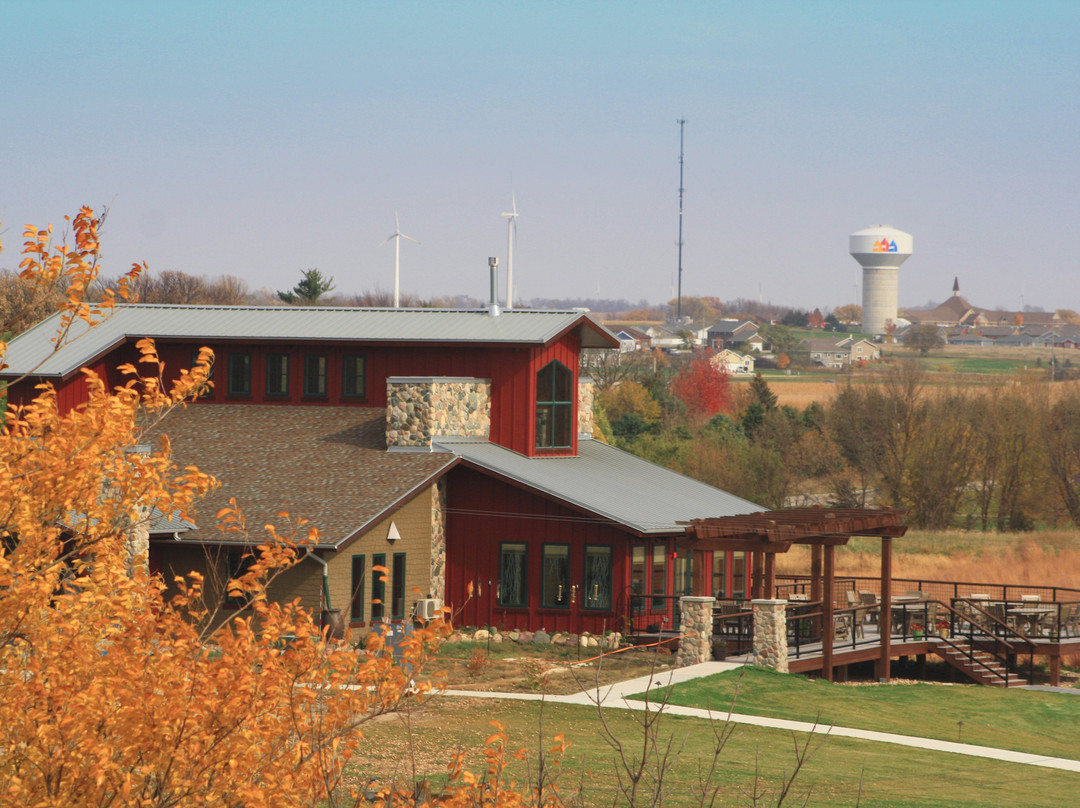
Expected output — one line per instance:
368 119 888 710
849 225 913 335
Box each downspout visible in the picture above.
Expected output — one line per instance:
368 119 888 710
304 548 332 609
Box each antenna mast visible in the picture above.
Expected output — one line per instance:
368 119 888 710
676 118 686 322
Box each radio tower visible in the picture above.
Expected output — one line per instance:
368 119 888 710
676 118 686 322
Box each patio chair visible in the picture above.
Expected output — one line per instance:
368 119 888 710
859 592 879 624
969 593 990 601
1061 604 1080 637
1021 594 1041 603
834 613 852 641
904 590 928 601
987 603 1017 634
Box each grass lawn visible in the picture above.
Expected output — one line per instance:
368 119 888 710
639 666 1080 760
346 689 1080 807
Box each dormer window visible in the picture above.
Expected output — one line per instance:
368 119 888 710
536 360 573 450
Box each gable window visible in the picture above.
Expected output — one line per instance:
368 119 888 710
535 360 573 449
266 353 289 397
227 353 251 396
304 354 328 397
541 544 570 609
343 355 366 399
498 543 528 607
350 555 365 622
584 545 612 610
371 552 386 623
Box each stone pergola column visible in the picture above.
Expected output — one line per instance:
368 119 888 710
677 596 716 667
752 598 789 673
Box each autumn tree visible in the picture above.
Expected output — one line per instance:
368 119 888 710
832 304 861 325
670 352 733 422
902 323 945 355
278 268 335 304
0 210 457 808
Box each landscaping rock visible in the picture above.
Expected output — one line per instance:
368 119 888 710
551 633 567 646
490 633 502 644
532 630 550 644
507 631 520 642
473 629 490 642
515 632 533 643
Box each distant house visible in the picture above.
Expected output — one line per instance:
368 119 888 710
612 326 652 352
707 320 759 349
646 321 710 349
710 348 755 375
803 337 880 368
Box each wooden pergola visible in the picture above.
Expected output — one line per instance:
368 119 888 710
679 507 908 681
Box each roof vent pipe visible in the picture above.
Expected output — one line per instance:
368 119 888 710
488 257 501 317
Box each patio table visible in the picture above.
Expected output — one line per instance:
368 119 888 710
1007 606 1055 635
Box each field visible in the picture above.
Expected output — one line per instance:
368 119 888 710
729 342 1080 408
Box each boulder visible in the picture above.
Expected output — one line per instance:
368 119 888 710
473 629 490 642
532 630 550 644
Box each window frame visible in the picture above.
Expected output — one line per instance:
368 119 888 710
540 543 571 609
583 544 613 611
497 542 528 608
391 552 406 620
265 352 290 397
651 544 668 610
342 354 367 399
350 555 365 623
227 352 252 396
304 353 328 398
371 552 386 623
535 360 574 450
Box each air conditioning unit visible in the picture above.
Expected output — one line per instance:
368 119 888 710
414 598 442 621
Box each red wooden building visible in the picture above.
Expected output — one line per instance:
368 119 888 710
3 304 761 635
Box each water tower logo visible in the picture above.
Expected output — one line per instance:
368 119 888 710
872 238 899 253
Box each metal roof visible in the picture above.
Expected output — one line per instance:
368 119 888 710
2 304 618 378
433 437 761 534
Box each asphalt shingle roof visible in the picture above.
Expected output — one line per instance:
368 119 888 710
150 405 456 548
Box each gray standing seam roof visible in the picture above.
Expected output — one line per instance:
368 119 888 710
2 304 619 378
433 437 762 534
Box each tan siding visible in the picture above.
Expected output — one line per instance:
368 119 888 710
325 483 437 637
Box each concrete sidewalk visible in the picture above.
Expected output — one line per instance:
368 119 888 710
441 661 1080 773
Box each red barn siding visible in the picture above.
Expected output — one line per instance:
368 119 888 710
444 465 644 635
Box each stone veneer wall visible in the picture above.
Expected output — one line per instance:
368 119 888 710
676 596 716 666
577 377 595 439
386 377 491 448
430 478 447 602
751 599 789 673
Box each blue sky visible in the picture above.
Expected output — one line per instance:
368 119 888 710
2 1 1077 312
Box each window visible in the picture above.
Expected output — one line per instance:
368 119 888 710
391 553 406 620
498 543 527 607
712 550 727 598
224 551 255 607
535 360 573 449
631 545 646 611
305 354 327 397
371 553 386 622
675 551 693 597
732 551 747 598
584 545 612 610
541 544 570 608
266 353 289 396
343 355 366 399
227 353 251 396
651 544 667 609
350 555 365 622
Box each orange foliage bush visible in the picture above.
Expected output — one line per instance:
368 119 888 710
0 210 517 807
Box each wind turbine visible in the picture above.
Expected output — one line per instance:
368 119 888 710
501 194 519 309
379 212 420 308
